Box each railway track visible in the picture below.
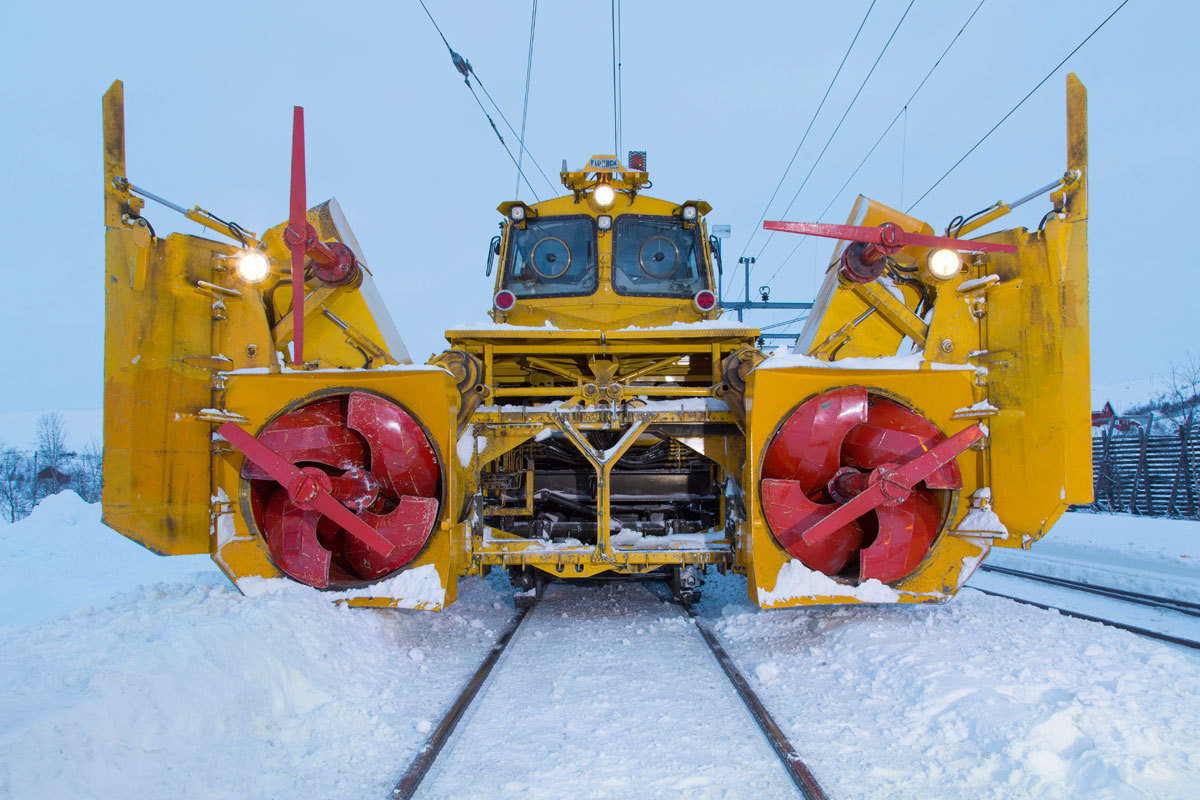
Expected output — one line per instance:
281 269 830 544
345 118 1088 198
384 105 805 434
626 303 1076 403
970 564 1200 650
392 583 828 799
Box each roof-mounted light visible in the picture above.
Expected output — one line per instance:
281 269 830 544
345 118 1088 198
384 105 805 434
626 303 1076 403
510 205 525 221
681 204 698 221
593 183 616 209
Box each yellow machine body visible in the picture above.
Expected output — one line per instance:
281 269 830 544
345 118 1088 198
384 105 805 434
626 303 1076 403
101 75 1091 609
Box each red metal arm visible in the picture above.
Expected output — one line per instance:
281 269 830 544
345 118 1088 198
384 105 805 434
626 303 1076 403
219 421 397 560
799 424 985 549
763 221 1018 254
283 107 358 366
287 107 307 366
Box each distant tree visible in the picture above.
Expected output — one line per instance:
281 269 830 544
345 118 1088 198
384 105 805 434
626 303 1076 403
1161 354 1199 517
74 441 103 503
1161 353 1200 435
0 446 27 522
32 412 69 504
35 412 68 471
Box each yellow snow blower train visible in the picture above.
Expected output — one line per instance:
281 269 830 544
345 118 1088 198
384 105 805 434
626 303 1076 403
101 75 1091 609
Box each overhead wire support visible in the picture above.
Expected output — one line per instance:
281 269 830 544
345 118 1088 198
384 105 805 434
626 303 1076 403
765 0 988 285
746 0 917 296
515 0 538 199
734 0 877 282
416 0 557 197
905 0 1130 213
611 0 623 158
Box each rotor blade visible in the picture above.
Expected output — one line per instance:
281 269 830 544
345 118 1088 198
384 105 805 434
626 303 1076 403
859 488 940 583
346 392 440 498
761 387 869 492
761 478 864 576
261 491 332 588
220 422 398 561
763 220 1016 253
241 398 366 480
842 397 962 489
800 424 983 549
290 106 306 365
342 496 440 580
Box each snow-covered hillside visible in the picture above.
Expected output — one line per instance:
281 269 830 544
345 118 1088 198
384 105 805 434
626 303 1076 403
2 494 1199 799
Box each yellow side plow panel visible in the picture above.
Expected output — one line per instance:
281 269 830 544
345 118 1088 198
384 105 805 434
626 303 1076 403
973 73 1091 546
102 82 215 555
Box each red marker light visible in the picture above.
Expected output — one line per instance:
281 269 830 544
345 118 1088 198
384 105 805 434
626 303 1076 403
693 290 717 311
494 290 516 311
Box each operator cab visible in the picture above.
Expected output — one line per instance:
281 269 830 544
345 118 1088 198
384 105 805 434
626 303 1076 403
490 155 721 329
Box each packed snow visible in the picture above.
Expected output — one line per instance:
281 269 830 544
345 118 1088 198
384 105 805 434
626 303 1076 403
1 492 1198 798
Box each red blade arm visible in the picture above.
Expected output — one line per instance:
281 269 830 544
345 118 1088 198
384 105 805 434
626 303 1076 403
799 424 985 550
289 107 306 366
763 220 1017 254
219 422 398 561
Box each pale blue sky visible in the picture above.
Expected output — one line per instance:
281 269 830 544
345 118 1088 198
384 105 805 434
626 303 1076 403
0 0 1194 412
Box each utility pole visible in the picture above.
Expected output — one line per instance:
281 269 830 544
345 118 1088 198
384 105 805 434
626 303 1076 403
737 257 754 322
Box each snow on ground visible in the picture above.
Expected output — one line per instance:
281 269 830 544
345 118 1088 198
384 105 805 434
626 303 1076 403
0 492 218 627
1 495 1199 799
697 577 1200 800
0 492 519 799
986 511 1200 603
418 581 794 798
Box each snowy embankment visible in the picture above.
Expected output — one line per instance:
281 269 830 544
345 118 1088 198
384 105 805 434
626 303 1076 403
1 494 1199 799
984 511 1200 603
0 493 518 799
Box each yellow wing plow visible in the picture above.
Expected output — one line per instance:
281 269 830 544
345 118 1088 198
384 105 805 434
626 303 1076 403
737 75 1090 607
101 81 461 608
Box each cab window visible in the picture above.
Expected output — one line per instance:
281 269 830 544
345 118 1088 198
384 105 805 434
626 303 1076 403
612 216 707 297
502 216 597 297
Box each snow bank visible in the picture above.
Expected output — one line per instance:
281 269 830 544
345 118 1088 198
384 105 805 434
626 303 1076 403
989 511 1200 602
699 571 1200 799
759 558 900 604
0 491 217 628
0 493 520 799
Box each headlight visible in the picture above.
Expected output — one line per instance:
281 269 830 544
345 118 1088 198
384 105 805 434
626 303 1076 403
681 204 698 221
593 183 615 208
597 215 612 231
235 250 271 284
510 205 526 221
927 248 962 280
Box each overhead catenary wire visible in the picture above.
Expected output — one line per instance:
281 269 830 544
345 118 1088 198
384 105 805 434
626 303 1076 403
742 0 917 299
515 0 538 199
416 0 557 197
904 0 1131 213
733 1 877 278
764 0 988 287
611 0 623 158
